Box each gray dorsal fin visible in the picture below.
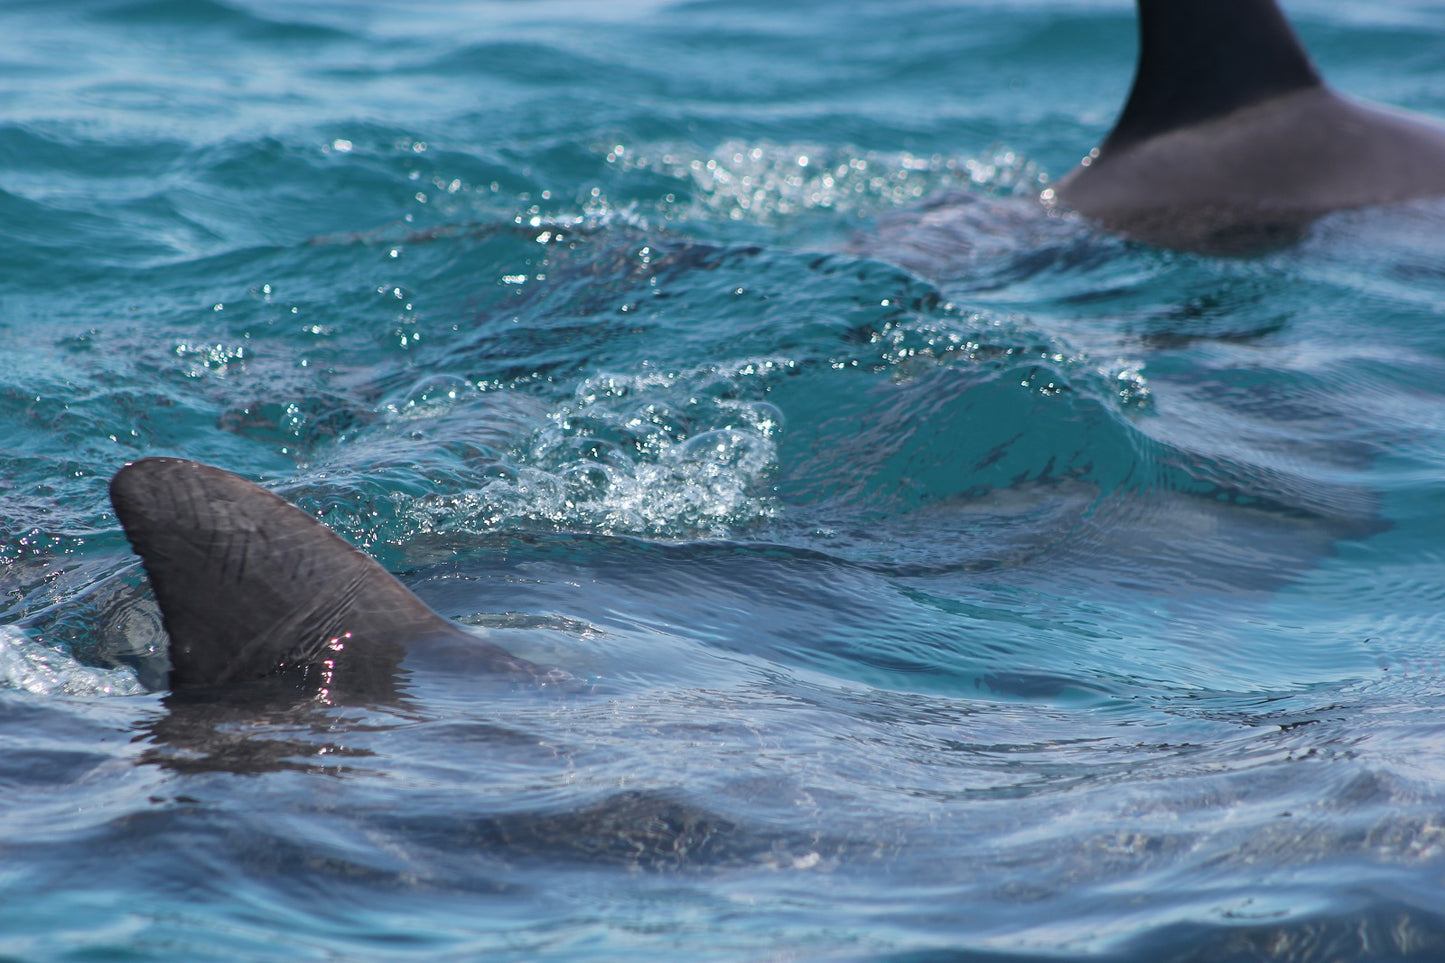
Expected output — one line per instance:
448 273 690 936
110 457 522 689
1102 0 1322 155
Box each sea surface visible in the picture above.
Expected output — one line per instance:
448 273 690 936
6 0 1445 959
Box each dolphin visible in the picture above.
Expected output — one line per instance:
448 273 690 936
1050 0 1445 251
109 457 539 690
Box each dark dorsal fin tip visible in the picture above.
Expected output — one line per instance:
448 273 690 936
1103 0 1323 155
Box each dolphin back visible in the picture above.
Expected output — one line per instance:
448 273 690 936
110 457 511 689
1054 0 1445 251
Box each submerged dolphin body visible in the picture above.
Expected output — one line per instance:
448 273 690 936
110 457 537 690
1052 0 1445 251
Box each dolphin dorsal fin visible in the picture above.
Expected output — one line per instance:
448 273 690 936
1101 0 1323 155
110 457 494 689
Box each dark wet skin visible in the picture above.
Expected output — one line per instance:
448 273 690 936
1052 0 1445 253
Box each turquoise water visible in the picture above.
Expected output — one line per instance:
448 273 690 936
7 0 1445 958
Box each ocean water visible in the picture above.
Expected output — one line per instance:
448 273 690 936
7 0 1445 959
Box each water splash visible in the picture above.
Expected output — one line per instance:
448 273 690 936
369 360 786 540
607 140 1048 223
0 626 144 697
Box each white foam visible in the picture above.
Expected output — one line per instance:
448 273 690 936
381 359 786 540
0 626 145 697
